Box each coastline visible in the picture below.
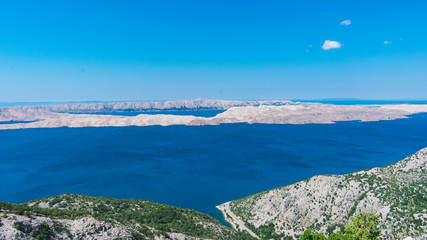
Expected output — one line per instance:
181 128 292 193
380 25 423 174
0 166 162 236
2 103 427 130
216 202 260 239
216 204 239 231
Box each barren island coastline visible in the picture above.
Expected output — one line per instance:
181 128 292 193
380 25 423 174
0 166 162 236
1 100 427 130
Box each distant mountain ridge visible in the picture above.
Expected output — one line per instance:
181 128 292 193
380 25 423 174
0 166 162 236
6 99 292 113
219 148 427 239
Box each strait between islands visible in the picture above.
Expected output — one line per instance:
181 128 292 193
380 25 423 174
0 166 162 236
1 100 427 130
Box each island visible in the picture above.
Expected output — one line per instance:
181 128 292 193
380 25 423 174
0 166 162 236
1 100 427 130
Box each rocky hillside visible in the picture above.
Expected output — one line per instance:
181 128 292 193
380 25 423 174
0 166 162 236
0 194 253 240
221 148 427 240
6 99 291 113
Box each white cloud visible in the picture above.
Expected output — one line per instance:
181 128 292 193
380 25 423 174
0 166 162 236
384 41 392 44
340 20 351 26
322 40 342 50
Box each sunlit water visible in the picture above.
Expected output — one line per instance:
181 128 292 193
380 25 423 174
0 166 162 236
1 111 426 223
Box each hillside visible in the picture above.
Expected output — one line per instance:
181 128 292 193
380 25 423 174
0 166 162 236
219 148 427 239
0 194 254 240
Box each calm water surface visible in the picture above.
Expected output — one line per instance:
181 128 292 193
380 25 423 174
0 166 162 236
1 112 427 222
70 110 224 117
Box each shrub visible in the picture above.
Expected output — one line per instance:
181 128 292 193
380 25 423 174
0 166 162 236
302 212 381 240
31 222 55 240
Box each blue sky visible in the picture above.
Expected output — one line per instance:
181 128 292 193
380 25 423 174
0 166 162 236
0 0 426 102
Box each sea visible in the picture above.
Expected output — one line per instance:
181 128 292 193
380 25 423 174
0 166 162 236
1 104 427 223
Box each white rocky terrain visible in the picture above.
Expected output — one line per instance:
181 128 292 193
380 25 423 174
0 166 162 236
9 99 292 113
1 100 427 130
0 214 219 240
219 148 427 239
0 214 133 240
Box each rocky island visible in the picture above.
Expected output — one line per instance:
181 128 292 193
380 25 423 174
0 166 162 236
1 100 427 129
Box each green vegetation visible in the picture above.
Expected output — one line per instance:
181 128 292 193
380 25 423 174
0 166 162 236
301 212 381 240
246 222 286 239
13 222 33 233
1 194 253 240
31 222 55 240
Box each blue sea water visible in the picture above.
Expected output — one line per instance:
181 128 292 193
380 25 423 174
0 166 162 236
1 112 427 223
293 99 427 105
0 121 37 125
70 110 225 117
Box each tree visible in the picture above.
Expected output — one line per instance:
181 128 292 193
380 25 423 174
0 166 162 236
343 212 381 239
302 212 382 240
301 229 328 240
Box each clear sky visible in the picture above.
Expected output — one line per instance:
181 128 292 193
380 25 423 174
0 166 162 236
1 0 426 102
